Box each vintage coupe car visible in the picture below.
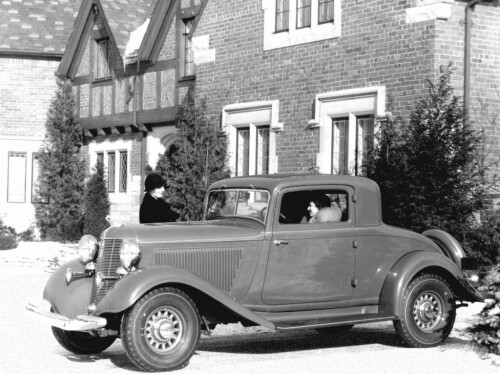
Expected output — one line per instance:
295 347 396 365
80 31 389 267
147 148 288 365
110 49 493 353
27 174 483 371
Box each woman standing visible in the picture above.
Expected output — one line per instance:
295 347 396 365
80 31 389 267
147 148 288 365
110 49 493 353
139 173 178 223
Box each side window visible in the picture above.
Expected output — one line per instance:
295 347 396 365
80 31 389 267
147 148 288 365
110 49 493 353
279 189 349 224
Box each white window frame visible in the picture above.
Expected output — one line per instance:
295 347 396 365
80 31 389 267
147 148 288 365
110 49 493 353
313 86 386 174
262 0 341 51
89 139 131 203
7 152 27 203
222 101 281 176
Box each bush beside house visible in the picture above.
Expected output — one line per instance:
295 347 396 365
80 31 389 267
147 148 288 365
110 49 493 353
155 98 230 221
35 83 86 242
83 159 110 238
367 65 498 266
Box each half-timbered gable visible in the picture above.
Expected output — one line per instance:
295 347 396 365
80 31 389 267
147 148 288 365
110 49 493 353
55 0 206 225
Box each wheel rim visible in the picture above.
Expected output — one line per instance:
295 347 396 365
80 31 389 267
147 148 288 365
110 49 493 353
144 307 183 354
412 291 445 332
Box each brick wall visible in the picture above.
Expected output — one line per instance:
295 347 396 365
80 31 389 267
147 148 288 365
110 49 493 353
193 0 439 173
433 2 500 183
0 57 59 139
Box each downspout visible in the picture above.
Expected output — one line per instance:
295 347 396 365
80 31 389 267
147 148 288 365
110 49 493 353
464 0 482 127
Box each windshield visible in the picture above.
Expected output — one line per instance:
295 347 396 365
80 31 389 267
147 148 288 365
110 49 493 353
205 189 270 223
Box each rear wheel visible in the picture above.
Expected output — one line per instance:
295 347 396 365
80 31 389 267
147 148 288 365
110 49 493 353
394 274 456 347
121 287 201 372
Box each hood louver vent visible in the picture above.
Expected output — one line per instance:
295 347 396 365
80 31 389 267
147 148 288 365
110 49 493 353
155 248 243 292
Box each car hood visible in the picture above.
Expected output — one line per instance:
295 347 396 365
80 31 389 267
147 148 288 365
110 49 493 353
104 219 264 244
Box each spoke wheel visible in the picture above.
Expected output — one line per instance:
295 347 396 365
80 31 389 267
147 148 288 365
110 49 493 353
121 287 200 372
394 274 456 348
144 307 183 354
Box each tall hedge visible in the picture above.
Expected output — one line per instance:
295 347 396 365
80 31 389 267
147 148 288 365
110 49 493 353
83 159 110 238
367 65 486 240
155 97 230 221
35 83 86 241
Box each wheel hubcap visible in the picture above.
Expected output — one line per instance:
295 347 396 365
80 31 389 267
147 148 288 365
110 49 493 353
144 307 183 353
412 292 444 332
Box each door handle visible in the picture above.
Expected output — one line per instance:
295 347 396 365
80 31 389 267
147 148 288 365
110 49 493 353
274 240 289 246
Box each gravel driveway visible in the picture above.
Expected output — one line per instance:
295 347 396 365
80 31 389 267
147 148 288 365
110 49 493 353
1 241 499 374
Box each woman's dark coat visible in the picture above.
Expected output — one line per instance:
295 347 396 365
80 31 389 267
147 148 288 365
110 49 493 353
139 193 178 223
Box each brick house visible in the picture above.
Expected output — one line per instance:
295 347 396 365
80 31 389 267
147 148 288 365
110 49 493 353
57 0 499 225
0 0 80 232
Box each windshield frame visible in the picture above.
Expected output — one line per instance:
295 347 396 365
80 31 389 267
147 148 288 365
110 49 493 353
204 188 271 224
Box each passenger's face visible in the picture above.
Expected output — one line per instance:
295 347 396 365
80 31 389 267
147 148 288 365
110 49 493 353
151 186 164 199
308 201 319 217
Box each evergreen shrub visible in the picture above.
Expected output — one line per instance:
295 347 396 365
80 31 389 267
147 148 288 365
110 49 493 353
155 97 230 221
35 83 86 241
0 218 18 250
83 159 110 238
469 265 500 355
366 64 492 261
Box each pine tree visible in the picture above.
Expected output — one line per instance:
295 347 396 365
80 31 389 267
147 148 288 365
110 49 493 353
367 64 486 238
83 159 110 238
155 97 230 221
35 83 86 241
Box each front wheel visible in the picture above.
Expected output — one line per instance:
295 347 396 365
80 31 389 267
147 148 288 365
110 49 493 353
393 274 456 348
121 287 201 372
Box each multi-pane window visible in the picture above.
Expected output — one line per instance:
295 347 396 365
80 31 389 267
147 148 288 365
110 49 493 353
356 116 374 176
107 152 116 192
331 118 348 175
236 128 250 177
256 127 270 175
182 19 195 77
276 0 290 32
235 126 270 177
331 117 374 176
94 38 111 80
297 0 311 29
119 151 128 192
319 0 334 24
7 152 27 203
100 151 127 194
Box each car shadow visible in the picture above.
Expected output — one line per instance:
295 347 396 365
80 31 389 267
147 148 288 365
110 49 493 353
198 325 469 354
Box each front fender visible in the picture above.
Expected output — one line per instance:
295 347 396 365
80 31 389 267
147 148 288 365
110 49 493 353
379 251 483 316
43 258 93 318
94 266 276 331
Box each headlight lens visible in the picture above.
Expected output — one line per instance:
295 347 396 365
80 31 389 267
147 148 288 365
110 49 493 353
119 239 141 270
78 235 99 264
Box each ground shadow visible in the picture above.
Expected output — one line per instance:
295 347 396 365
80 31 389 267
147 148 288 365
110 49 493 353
198 325 469 355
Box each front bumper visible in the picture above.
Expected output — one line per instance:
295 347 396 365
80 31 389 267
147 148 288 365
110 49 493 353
26 302 107 331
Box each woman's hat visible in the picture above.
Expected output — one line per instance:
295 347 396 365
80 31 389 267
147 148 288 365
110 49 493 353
145 173 166 192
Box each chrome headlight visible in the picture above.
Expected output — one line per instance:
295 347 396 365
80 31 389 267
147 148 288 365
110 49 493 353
119 239 141 270
78 235 99 264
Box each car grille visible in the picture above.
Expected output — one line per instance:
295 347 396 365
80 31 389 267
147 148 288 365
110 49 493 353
90 238 123 305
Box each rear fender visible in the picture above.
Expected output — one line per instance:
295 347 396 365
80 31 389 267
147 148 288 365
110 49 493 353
379 251 483 316
423 229 465 269
94 266 276 331
43 258 93 318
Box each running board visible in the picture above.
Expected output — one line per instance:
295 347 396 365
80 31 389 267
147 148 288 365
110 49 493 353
274 313 396 331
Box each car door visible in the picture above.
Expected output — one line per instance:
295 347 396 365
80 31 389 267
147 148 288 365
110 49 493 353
262 186 356 305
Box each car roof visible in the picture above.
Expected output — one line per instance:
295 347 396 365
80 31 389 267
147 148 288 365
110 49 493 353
209 173 377 192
